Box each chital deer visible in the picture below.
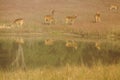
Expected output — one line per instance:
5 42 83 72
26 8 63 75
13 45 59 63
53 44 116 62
65 40 78 50
110 5 118 10
95 12 101 23
13 18 24 27
44 39 54 46
44 10 55 25
65 16 77 25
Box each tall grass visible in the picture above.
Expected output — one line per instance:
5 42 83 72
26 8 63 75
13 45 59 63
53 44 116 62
0 64 120 80
0 34 120 80
0 38 120 68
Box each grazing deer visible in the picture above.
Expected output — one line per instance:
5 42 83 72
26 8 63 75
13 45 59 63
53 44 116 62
65 16 77 25
44 10 55 25
44 39 54 46
13 18 24 27
65 40 78 50
95 12 101 23
110 5 118 10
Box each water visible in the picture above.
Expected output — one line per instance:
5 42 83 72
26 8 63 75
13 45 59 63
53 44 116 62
0 36 120 69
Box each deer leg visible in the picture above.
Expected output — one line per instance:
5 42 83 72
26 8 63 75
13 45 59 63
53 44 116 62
19 44 26 70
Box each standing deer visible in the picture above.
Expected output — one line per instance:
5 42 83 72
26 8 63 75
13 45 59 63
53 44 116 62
95 12 101 23
13 18 24 27
65 16 77 25
44 10 55 25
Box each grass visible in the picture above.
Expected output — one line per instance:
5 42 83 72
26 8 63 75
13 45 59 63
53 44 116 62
0 64 120 80
0 0 120 79
0 38 120 68
0 24 120 41
0 26 119 80
0 22 119 80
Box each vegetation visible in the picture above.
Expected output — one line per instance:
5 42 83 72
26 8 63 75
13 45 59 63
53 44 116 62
0 24 119 80
0 38 120 68
0 0 120 79
0 64 120 80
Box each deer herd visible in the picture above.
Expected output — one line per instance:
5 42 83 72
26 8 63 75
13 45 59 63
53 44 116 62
0 4 119 29
3 4 117 70
0 4 119 50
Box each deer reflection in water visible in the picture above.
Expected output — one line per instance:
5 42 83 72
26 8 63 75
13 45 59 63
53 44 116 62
11 37 26 70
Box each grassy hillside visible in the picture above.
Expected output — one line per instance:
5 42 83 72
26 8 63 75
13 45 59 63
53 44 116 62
0 0 120 28
0 0 120 38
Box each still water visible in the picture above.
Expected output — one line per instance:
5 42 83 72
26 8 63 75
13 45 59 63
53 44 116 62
0 36 120 69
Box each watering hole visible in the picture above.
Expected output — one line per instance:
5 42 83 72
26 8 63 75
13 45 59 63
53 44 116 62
0 36 120 69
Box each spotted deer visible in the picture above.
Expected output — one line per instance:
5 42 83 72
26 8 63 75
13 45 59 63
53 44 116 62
44 10 55 25
13 18 24 27
95 12 101 23
65 16 77 25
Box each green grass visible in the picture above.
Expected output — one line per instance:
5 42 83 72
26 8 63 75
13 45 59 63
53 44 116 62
0 38 119 68
0 28 119 80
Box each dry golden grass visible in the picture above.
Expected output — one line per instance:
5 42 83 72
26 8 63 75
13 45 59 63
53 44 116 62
0 64 120 80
